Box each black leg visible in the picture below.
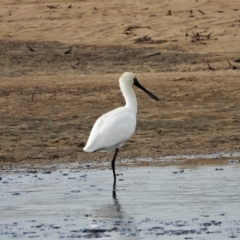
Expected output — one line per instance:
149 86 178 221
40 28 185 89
111 148 119 188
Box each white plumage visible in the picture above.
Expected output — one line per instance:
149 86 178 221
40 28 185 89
83 72 159 187
83 110 136 153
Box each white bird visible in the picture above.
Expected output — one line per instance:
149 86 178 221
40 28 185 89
83 72 159 187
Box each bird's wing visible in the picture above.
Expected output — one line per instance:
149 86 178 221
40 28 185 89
84 108 136 152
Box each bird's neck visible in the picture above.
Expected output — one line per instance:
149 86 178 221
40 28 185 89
120 83 137 115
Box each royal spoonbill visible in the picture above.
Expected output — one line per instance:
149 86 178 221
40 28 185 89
83 72 159 187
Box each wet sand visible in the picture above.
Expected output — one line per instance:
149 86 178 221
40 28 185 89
0 71 240 167
1 156 240 239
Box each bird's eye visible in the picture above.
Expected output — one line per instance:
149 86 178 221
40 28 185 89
133 77 138 84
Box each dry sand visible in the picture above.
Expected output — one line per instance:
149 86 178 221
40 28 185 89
0 0 240 167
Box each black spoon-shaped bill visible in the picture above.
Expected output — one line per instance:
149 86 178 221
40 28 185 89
133 78 159 101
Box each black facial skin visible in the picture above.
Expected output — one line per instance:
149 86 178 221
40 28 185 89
133 77 159 101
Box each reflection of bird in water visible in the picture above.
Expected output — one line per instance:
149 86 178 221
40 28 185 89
89 188 123 220
112 188 121 213
86 188 140 239
84 72 159 187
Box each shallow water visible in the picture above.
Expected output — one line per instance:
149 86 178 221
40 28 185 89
0 160 240 239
